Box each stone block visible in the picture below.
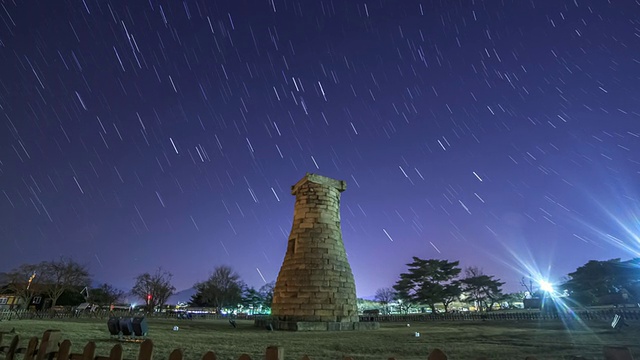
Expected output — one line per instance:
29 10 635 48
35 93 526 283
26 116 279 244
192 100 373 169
296 322 329 331
354 322 380 330
314 309 334 317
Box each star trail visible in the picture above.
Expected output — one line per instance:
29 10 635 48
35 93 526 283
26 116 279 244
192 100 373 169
1 0 639 297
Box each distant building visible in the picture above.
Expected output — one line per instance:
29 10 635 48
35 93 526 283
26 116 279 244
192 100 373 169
0 284 49 310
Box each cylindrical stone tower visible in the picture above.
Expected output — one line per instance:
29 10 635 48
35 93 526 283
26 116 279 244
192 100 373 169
271 173 360 328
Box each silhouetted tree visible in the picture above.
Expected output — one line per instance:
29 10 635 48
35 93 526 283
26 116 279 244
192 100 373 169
188 292 207 307
392 278 415 314
3 262 46 309
502 292 526 309
374 287 396 314
90 283 125 306
393 257 462 313
259 281 275 311
241 286 264 314
40 257 91 307
192 265 244 313
460 267 504 311
56 287 87 306
131 268 175 312
563 258 640 306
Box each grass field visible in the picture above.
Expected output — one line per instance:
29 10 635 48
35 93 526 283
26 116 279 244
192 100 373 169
1 317 639 360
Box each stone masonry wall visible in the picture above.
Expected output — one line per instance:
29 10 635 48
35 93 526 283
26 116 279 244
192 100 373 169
271 174 359 323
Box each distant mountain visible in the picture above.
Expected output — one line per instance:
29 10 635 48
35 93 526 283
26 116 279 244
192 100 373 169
167 287 196 305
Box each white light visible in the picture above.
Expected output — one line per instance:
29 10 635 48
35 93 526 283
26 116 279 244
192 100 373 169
539 280 554 293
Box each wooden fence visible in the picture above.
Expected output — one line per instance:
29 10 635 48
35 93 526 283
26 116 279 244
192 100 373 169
0 329 635 360
3 308 640 323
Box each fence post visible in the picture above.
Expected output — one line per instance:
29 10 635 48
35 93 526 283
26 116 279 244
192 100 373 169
2 335 20 360
265 346 283 360
57 340 72 360
81 342 96 360
427 349 447 360
603 346 633 360
168 348 183 360
109 344 124 360
237 354 251 360
138 339 154 360
20 337 40 360
35 330 61 360
200 351 216 360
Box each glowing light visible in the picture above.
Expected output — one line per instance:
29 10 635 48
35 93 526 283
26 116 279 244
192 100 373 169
27 272 36 290
539 280 554 293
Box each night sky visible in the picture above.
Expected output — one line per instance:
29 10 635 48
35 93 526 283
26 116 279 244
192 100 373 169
1 0 639 298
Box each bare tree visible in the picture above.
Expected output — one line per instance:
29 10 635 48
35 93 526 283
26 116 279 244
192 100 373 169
259 281 275 311
40 257 91 307
192 265 244 313
460 266 505 312
131 268 175 312
374 287 396 314
3 263 46 309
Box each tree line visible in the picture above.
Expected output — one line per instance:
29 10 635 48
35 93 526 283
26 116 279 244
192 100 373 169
374 258 507 314
373 256 640 313
2 256 638 313
0 259 273 314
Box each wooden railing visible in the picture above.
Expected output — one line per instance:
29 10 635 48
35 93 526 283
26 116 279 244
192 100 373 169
0 329 635 360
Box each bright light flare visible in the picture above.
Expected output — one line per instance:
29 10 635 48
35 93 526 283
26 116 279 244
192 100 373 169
539 279 554 293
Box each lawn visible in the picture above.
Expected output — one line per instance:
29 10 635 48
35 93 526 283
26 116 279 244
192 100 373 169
1 317 638 360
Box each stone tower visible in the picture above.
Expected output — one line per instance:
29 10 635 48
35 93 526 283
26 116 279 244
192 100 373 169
267 173 377 331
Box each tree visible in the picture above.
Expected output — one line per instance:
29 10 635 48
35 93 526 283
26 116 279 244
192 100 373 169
259 281 275 311
392 278 415 314
563 258 640 306
357 298 380 313
55 287 87 306
459 267 505 312
374 287 396 314
502 292 526 309
393 257 462 313
40 257 91 307
189 291 207 307
191 265 244 313
131 268 175 312
241 286 264 314
90 283 125 306
3 263 46 309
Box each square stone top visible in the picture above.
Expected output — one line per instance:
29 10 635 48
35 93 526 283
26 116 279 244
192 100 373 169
291 173 347 194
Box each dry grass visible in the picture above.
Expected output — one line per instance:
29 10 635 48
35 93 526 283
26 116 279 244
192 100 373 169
1 317 639 360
